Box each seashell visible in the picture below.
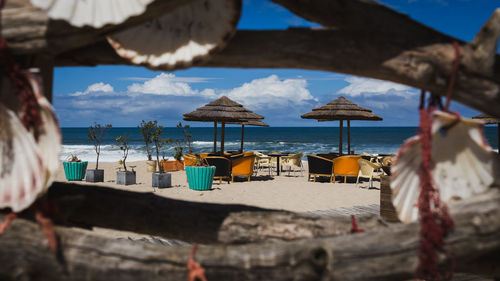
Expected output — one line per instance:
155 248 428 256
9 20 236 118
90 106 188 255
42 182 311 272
107 0 241 70
30 0 154 28
0 104 46 212
391 111 500 223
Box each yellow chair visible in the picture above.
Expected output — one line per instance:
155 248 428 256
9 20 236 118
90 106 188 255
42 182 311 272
231 155 256 182
333 155 361 183
183 153 198 167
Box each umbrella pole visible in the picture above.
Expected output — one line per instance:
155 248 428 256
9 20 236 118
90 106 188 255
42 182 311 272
240 124 245 153
221 122 226 154
339 120 343 155
347 120 351 155
213 121 217 153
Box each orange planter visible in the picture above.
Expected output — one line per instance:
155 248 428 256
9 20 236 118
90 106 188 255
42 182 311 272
160 160 185 172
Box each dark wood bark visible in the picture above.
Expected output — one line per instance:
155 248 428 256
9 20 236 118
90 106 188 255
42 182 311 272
1 0 196 55
39 182 382 244
0 189 499 281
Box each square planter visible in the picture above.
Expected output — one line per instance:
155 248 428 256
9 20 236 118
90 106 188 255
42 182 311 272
152 173 172 188
86 169 104 183
117 171 136 185
63 161 88 181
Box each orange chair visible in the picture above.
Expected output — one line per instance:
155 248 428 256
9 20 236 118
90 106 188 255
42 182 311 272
333 155 361 183
231 155 256 182
183 153 198 167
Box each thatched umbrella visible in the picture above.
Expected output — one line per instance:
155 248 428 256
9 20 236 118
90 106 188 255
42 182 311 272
228 120 269 152
472 113 500 152
183 96 264 153
301 96 382 155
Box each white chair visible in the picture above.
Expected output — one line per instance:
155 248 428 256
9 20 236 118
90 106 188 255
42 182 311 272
255 152 272 176
281 152 304 177
356 158 381 188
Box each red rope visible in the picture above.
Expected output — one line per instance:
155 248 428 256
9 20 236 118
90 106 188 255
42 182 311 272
444 41 461 111
35 210 58 252
416 106 454 281
350 215 364 233
0 213 17 234
187 244 207 281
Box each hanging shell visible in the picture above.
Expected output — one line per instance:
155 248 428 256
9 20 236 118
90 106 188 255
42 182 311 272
107 0 241 70
0 104 46 212
30 0 154 28
391 111 500 223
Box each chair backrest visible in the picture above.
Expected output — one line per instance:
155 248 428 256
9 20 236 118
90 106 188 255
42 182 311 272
243 152 254 157
307 154 334 175
232 155 256 175
382 156 394 166
289 152 303 166
333 155 361 176
317 152 340 160
200 153 210 158
205 156 231 177
357 158 377 177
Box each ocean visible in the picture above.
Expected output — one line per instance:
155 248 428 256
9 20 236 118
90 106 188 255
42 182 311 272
61 126 499 162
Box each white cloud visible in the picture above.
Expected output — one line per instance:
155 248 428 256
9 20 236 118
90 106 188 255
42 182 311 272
338 77 412 97
70 82 114 96
226 75 318 110
122 75 218 83
127 73 216 97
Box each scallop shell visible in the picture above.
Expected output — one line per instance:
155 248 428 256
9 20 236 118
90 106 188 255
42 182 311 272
107 0 241 70
0 104 46 213
391 111 500 223
30 0 154 28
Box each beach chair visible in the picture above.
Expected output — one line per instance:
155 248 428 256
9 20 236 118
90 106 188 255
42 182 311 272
231 155 256 182
333 155 361 183
255 152 272 175
356 158 381 188
281 152 304 177
204 156 232 184
183 153 198 167
306 154 335 182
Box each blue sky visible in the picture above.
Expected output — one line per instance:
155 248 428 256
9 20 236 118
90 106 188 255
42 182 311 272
53 0 499 127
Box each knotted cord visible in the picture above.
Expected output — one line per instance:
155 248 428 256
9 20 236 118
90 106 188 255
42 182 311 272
187 244 207 281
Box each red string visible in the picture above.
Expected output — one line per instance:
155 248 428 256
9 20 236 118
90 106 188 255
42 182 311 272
35 210 58 252
350 215 364 233
444 41 461 111
187 244 207 281
0 213 17 234
416 106 454 281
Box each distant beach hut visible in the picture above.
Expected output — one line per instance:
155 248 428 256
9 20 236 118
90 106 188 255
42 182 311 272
228 119 269 152
301 96 382 155
472 113 500 152
183 96 264 153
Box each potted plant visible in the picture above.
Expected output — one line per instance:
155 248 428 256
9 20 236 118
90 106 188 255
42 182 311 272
185 157 216 191
115 135 136 185
152 123 172 189
63 154 88 181
86 122 112 182
160 122 192 172
139 120 157 172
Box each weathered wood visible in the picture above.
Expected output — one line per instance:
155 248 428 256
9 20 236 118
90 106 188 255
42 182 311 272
41 182 382 244
379 175 399 222
54 26 500 119
1 0 196 55
0 189 499 281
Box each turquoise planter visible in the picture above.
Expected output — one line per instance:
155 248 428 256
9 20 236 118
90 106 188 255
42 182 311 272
63 161 88 181
186 166 216 191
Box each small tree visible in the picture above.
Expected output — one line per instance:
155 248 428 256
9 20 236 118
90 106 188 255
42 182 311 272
138 120 156 161
151 123 171 173
88 122 112 170
177 122 193 154
115 135 130 171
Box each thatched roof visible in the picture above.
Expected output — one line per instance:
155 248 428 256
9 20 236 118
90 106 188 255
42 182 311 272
472 113 500 124
301 96 382 121
183 96 264 122
228 120 269 127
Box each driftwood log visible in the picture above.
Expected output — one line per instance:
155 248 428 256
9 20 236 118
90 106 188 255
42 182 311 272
31 182 382 244
0 189 499 281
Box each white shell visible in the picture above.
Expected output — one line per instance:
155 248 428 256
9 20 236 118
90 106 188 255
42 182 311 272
391 111 500 223
30 0 154 28
107 0 241 70
0 104 46 212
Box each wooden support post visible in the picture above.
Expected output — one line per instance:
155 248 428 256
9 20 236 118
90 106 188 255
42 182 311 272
339 120 343 155
347 120 351 154
497 124 499 154
240 124 245 153
221 122 225 154
213 121 217 153
33 55 54 103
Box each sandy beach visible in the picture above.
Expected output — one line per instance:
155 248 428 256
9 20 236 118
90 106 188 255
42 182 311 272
55 160 380 213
